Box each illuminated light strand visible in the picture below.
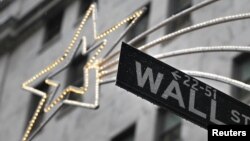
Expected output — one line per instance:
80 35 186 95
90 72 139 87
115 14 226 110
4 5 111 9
43 86 86 113
100 46 250 71
100 0 218 66
99 68 117 78
95 10 143 40
103 7 146 58
128 0 219 45
43 41 107 113
22 4 95 88
102 13 250 68
98 45 250 92
154 46 250 59
139 13 250 51
101 46 250 76
86 40 107 68
98 71 250 93
100 12 250 66
183 71 250 92
100 58 119 71
99 45 250 97
99 77 116 85
22 96 46 141
63 65 101 109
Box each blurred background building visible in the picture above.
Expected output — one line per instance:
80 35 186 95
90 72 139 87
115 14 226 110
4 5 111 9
0 0 250 141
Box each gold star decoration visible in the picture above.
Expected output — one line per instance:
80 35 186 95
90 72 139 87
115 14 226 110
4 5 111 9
21 3 145 141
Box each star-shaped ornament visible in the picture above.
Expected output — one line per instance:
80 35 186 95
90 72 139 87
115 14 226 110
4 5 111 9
21 3 145 141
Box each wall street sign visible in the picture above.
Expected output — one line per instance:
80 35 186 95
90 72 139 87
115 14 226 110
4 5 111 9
116 43 250 128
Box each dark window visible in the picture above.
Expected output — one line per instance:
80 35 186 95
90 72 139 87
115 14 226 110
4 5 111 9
43 9 64 43
0 0 14 11
233 53 250 101
126 4 150 46
156 109 182 141
112 124 136 141
67 54 88 88
167 0 192 33
161 124 181 141
78 0 93 17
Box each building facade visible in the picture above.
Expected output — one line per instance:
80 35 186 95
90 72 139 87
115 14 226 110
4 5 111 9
0 0 250 141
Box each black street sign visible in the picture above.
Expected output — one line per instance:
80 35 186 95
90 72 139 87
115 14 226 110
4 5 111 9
116 42 250 129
